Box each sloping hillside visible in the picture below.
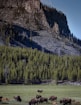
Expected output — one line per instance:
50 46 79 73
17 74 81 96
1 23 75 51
0 0 81 55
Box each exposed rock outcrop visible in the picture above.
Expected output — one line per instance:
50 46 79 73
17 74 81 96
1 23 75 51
42 5 70 35
53 22 60 35
0 0 70 35
0 0 81 55
0 0 49 30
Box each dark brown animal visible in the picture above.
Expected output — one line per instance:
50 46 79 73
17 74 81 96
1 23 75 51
60 98 71 105
37 89 43 93
49 96 57 101
0 96 3 102
39 97 48 103
36 95 42 99
29 98 38 105
13 96 22 102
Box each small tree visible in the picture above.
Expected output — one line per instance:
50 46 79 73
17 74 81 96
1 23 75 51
54 70 59 84
4 65 9 84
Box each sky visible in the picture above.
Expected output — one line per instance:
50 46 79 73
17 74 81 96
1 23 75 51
41 0 81 40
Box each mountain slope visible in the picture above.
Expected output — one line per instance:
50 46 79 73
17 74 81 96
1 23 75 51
0 0 81 55
0 0 70 34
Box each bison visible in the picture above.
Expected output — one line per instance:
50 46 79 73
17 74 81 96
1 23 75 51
0 96 3 102
36 95 42 99
13 96 22 102
29 98 39 105
2 98 9 102
37 89 43 93
39 97 48 103
0 97 9 102
52 101 58 105
60 98 72 105
49 96 57 101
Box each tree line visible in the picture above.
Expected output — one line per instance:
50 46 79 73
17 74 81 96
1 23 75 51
0 46 81 84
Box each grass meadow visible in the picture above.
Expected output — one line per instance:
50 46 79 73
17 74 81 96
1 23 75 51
0 84 81 105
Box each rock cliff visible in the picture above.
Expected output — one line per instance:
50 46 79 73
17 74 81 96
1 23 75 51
0 0 70 34
0 0 81 55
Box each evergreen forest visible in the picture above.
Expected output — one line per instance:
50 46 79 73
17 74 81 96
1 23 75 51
0 46 81 84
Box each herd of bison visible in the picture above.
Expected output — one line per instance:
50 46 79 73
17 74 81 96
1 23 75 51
0 90 81 105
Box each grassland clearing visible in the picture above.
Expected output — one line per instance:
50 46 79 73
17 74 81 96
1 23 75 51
0 84 81 105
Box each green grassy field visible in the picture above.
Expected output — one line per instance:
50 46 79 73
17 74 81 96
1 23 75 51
0 84 81 105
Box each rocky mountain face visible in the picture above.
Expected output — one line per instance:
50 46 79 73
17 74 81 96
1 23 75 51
0 0 81 55
0 0 70 33
0 0 49 30
42 5 70 35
